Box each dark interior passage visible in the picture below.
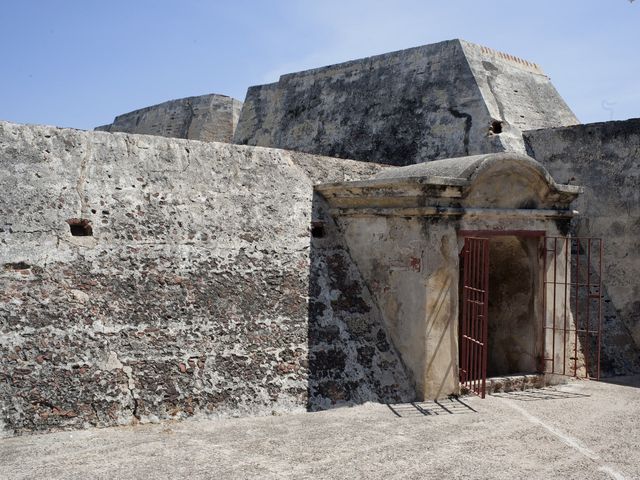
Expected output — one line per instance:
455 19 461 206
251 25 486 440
486 236 539 377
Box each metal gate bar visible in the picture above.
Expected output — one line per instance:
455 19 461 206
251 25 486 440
459 237 489 397
542 237 603 379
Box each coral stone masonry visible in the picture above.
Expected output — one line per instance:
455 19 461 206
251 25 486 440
1 39 639 436
0 122 412 434
96 93 243 143
234 40 578 165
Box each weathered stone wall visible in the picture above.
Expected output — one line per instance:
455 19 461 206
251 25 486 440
96 94 242 143
0 121 413 436
459 42 578 153
523 119 640 374
234 39 577 166
308 196 415 409
318 154 580 398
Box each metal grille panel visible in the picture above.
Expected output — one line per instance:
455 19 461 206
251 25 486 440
542 237 603 379
459 237 490 398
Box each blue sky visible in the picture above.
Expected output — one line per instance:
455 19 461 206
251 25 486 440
1 0 639 130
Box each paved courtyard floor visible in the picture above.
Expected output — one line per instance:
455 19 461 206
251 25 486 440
2 376 639 479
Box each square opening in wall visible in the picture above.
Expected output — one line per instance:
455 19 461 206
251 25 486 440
67 218 93 236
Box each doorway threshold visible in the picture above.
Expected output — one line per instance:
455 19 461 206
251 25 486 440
485 373 569 394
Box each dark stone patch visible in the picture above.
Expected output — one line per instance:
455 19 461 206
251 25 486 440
306 202 415 411
4 261 31 270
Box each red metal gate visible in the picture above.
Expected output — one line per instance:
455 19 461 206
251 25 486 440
542 237 603 379
459 237 490 398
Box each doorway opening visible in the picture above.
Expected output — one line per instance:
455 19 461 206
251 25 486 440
486 235 541 377
458 232 544 397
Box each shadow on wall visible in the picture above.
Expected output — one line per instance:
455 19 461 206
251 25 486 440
306 193 416 410
570 236 640 378
424 266 457 400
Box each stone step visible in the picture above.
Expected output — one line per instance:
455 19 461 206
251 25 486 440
485 373 568 394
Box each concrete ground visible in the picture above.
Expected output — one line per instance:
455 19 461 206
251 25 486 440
1 377 639 480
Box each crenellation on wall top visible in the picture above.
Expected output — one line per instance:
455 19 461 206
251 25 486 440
474 43 543 74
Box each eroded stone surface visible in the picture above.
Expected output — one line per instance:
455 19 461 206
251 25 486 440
524 119 640 375
234 40 578 165
318 154 581 399
0 121 412 435
96 94 243 143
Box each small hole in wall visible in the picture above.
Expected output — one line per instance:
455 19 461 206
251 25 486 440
489 120 503 135
67 218 93 236
4 261 31 271
311 221 326 238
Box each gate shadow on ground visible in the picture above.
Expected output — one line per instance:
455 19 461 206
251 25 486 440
490 387 590 401
386 397 477 418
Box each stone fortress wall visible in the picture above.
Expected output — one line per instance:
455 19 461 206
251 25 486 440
233 39 578 165
1 39 639 436
0 122 413 435
231 39 640 377
96 94 243 143
523 119 640 372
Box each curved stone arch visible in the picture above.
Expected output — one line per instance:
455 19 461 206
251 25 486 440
372 152 581 210
462 153 568 209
